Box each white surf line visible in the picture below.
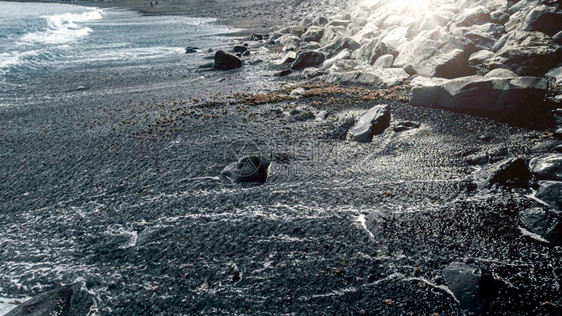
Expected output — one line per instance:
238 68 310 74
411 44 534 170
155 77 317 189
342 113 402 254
402 276 460 304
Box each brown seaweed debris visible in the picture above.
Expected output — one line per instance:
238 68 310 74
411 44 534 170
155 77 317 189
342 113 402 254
234 82 410 106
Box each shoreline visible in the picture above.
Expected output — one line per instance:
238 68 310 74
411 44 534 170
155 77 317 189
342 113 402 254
3 0 318 35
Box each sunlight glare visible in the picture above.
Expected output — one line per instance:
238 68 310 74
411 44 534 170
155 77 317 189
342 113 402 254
361 0 431 14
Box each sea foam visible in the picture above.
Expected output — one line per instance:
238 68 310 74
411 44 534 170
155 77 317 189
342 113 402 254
20 8 103 45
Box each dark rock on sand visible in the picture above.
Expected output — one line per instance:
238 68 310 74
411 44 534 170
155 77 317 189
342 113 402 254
351 104 391 143
185 46 199 54
476 157 530 188
213 50 242 70
409 75 548 114
250 33 263 41
393 121 420 132
273 69 292 77
519 206 562 245
442 262 498 314
529 154 562 181
291 51 326 70
554 128 562 139
232 45 248 53
220 156 270 184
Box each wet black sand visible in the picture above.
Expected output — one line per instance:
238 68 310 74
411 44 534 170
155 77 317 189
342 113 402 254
1 0 562 315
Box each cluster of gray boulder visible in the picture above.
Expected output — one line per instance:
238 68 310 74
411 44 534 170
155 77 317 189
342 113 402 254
269 0 561 114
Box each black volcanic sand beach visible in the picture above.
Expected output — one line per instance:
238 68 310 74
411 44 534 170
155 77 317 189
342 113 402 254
2 1 562 315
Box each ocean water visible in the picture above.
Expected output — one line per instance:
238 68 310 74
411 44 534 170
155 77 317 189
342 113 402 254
0 1 236 106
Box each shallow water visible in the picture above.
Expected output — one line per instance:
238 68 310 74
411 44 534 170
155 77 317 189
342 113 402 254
0 1 236 107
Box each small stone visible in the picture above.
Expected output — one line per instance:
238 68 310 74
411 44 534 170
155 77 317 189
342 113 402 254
213 50 242 70
393 121 420 132
442 262 498 314
231 45 248 53
274 69 292 77
185 46 199 54
220 156 270 184
554 128 562 139
251 33 263 41
520 206 562 245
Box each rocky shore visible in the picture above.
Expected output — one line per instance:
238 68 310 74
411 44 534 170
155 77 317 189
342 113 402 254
2 0 562 315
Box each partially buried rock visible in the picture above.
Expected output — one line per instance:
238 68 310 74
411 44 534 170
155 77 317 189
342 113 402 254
274 69 292 77
519 206 562 245
409 75 548 114
231 45 248 54
442 262 498 314
213 50 242 70
535 181 562 212
185 46 199 54
220 156 270 184
351 104 391 143
476 157 530 188
393 121 420 132
250 33 263 41
529 154 562 181
291 51 326 70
